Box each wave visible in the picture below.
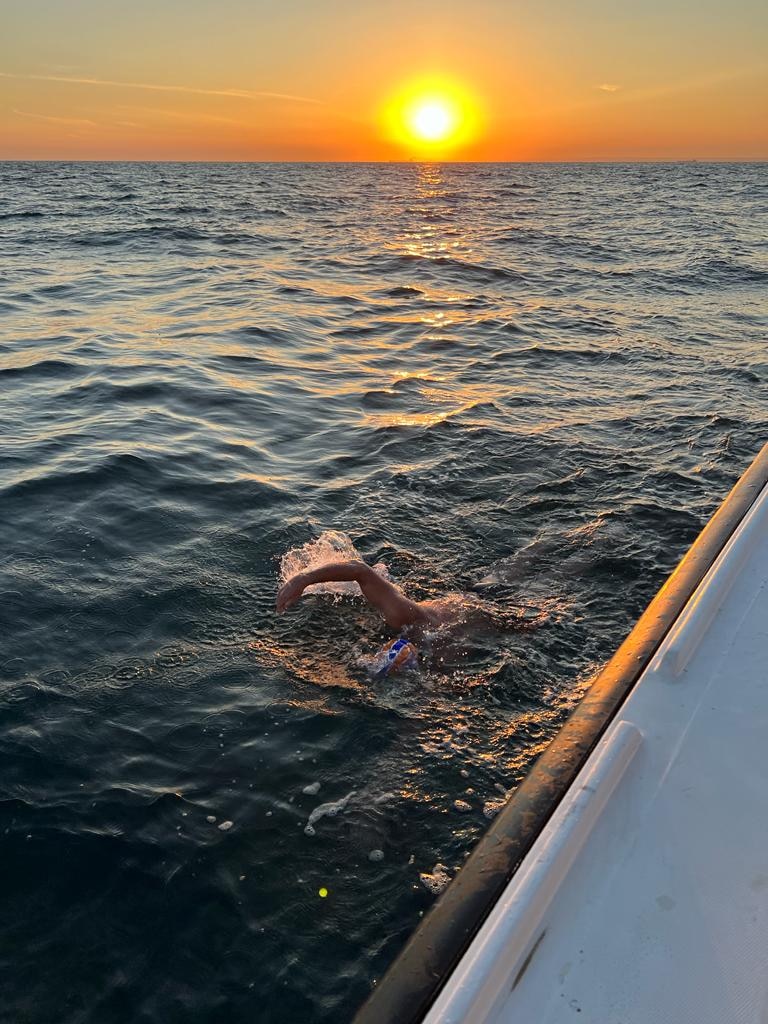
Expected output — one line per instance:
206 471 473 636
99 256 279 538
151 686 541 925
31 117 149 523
379 285 424 298
491 343 632 366
71 224 209 246
0 358 84 381
0 210 45 220
374 252 527 285
679 256 768 286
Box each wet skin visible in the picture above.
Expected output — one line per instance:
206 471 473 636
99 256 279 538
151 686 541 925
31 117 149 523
275 560 457 632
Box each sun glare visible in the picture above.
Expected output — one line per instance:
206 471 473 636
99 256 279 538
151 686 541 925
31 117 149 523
409 99 456 143
382 77 482 154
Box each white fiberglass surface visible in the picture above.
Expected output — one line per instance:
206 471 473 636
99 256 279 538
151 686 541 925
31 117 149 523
427 481 768 1024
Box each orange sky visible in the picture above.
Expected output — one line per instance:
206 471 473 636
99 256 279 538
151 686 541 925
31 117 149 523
1 0 766 160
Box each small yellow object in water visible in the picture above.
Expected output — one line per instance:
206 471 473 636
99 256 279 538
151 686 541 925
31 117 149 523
318 887 328 898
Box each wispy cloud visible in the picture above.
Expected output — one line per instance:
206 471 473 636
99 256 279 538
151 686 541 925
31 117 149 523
0 71 321 105
598 83 621 92
13 108 97 127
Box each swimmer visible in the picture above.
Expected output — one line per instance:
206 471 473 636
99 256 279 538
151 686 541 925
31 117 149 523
275 559 461 675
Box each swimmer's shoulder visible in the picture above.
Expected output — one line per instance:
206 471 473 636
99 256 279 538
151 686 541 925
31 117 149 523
418 595 467 625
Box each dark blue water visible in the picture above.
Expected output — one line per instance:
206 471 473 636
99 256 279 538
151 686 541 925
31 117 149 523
1 161 765 1023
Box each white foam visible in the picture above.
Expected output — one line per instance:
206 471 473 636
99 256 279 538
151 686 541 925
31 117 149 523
304 790 356 836
218 820 234 831
453 799 472 813
280 530 389 598
302 781 321 796
484 781 513 819
420 863 451 895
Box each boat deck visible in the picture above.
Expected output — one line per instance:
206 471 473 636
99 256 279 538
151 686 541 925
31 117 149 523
425 476 768 1023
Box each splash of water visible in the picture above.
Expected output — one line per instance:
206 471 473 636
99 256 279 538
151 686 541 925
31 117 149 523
279 530 389 598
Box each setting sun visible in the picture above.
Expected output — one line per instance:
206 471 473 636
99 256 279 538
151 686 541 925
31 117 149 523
381 76 483 155
408 98 458 143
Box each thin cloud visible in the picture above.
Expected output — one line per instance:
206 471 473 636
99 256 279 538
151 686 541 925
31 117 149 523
0 70 321 105
13 108 97 127
598 83 620 92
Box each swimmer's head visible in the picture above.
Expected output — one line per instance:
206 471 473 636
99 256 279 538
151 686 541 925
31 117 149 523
369 638 418 677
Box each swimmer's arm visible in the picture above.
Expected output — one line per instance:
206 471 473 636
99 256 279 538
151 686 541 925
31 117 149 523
276 560 425 629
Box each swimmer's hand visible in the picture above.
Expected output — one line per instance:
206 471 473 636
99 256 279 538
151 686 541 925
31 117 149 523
276 574 307 614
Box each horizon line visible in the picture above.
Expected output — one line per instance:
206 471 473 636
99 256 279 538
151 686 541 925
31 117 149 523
0 157 765 165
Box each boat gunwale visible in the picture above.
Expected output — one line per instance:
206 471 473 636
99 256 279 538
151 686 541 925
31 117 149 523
353 441 768 1024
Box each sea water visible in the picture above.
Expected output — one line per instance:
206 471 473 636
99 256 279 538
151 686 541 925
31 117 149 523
1 161 766 1023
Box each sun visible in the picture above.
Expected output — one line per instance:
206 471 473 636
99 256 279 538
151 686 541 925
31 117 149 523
407 98 458 144
382 76 482 154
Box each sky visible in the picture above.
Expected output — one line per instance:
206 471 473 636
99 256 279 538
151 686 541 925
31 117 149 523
1 0 766 160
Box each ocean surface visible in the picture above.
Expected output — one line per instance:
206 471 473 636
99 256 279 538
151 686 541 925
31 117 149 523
1 161 766 1023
